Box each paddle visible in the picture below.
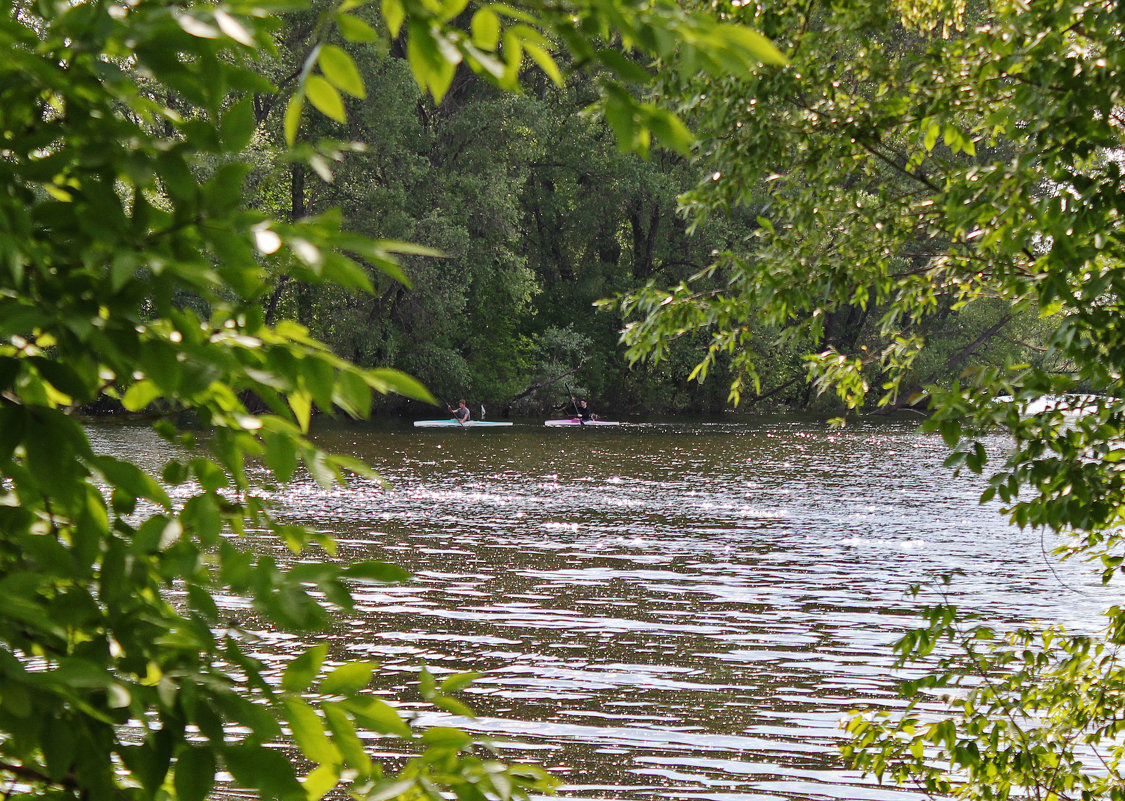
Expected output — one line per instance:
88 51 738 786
565 384 585 425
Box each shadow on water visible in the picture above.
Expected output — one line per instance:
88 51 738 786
87 418 1117 801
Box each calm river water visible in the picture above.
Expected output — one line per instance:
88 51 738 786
90 417 1117 801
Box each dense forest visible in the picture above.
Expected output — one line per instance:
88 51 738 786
228 4 1059 418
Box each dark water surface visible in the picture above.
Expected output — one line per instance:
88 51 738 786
89 418 1116 801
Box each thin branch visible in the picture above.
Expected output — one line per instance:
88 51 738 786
503 363 585 414
0 761 77 791
741 373 803 407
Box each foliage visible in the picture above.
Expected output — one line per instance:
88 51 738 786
369 0 787 158
266 50 543 404
610 0 1058 409
0 0 571 798
250 24 771 413
0 0 794 794
612 0 1125 797
842 580 1125 801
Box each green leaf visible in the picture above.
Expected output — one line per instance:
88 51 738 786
190 457 230 491
320 662 377 695
91 455 172 509
364 368 436 403
439 672 479 694
420 726 472 750
381 0 404 37
222 745 305 801
174 747 216 801
2 682 31 718
32 358 91 400
407 21 458 101
645 107 695 156
122 380 162 412
337 14 379 42
0 405 26 465
301 763 340 801
940 420 961 448
711 25 787 67
432 695 476 717
524 41 563 86
175 11 221 39
139 342 184 391
107 683 132 709
332 370 373 418
162 460 188 485
376 240 446 258
318 45 366 99
202 162 250 216
418 667 436 699
221 96 257 150
42 715 76 780
120 740 170 794
263 431 300 482
290 392 313 433
0 357 20 395
924 122 940 151
595 49 652 85
301 447 338 488
471 9 501 50
603 88 638 153
0 305 48 338
328 455 380 482
282 644 328 692
182 494 223 545
463 42 507 80
306 75 346 122
323 703 373 776
319 252 373 292
341 561 411 583
282 698 341 765
284 93 305 146
367 779 416 801
214 9 256 46
35 657 111 689
344 697 411 738
0 588 66 642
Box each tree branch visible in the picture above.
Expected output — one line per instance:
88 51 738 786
0 761 77 791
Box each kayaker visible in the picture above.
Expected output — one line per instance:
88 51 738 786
577 399 593 422
448 399 470 425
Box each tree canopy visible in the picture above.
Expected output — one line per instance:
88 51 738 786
236 0 790 415
614 0 1125 796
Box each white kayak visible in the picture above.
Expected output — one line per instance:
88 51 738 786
544 419 620 427
413 420 513 428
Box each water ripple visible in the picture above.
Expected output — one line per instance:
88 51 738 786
89 418 1118 800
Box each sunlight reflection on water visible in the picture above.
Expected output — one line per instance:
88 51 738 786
87 418 1119 801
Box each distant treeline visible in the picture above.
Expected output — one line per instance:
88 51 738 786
210 5 1058 419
